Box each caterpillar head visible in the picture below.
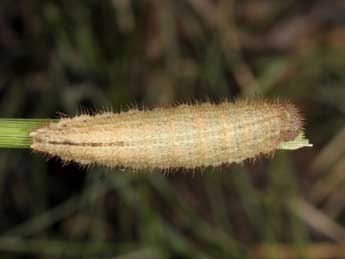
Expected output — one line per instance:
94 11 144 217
279 102 304 142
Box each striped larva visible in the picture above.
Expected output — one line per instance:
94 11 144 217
30 99 305 170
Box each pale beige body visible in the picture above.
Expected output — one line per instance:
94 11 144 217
30 100 302 169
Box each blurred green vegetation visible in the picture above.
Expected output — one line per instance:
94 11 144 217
0 0 345 258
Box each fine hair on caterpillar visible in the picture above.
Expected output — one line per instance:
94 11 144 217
30 98 305 170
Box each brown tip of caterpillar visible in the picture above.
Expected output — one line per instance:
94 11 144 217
279 101 304 142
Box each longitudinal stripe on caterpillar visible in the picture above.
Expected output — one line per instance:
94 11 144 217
30 99 306 170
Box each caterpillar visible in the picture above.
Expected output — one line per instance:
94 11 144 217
30 99 307 170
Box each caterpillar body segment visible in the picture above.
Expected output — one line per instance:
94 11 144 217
30 99 304 170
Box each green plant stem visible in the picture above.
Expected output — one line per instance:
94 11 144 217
0 119 56 149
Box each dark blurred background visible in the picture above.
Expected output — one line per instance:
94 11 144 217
0 0 345 258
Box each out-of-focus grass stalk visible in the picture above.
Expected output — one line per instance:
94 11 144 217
0 119 55 149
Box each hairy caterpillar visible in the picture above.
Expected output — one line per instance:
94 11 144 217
30 99 306 170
